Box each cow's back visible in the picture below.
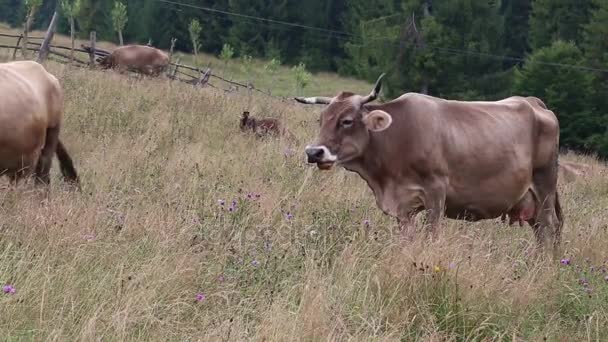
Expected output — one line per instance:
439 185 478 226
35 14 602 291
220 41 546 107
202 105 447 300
0 61 62 168
113 45 169 68
366 93 560 218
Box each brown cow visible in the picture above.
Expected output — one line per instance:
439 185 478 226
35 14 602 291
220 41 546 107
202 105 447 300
99 45 169 77
296 74 563 254
0 61 79 186
240 111 292 139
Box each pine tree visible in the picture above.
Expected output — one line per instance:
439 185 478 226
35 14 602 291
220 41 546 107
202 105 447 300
77 0 113 41
529 0 593 50
514 41 600 153
582 0 608 109
501 0 532 62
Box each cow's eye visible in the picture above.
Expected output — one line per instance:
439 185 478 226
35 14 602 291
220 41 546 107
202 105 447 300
341 118 354 128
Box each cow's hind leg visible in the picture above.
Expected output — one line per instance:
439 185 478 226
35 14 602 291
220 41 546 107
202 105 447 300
529 163 562 257
34 126 60 185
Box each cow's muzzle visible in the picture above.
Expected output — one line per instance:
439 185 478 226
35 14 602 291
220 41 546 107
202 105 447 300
305 145 337 170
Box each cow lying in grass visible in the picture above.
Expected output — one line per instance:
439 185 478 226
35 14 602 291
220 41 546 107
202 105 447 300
239 111 292 139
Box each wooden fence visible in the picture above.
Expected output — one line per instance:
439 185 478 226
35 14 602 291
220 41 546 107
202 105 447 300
1 31 282 100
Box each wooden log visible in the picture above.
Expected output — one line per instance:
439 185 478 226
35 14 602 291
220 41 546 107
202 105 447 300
37 10 59 63
89 31 96 67
48 50 88 65
0 44 39 52
169 38 177 58
175 68 197 79
198 68 211 87
80 44 111 56
0 33 44 40
27 41 89 54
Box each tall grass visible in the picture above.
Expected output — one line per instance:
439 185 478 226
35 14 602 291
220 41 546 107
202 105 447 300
1 59 608 341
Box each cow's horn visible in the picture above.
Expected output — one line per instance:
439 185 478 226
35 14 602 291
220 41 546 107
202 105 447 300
361 73 386 104
294 96 333 105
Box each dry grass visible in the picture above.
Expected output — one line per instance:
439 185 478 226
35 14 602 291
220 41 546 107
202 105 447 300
1 57 608 341
0 22 372 98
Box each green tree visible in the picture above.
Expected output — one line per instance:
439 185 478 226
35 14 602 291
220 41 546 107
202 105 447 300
343 0 507 100
514 41 605 155
293 62 311 95
188 18 202 67
528 0 592 50
61 0 81 64
219 43 234 77
0 0 25 27
21 0 42 59
500 0 532 63
111 1 128 45
582 0 608 110
78 0 113 41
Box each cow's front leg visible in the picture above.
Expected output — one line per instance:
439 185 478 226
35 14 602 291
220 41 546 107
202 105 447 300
424 181 447 240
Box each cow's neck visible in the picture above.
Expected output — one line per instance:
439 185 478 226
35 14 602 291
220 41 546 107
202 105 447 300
343 144 393 215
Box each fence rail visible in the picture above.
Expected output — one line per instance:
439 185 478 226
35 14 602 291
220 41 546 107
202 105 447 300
1 30 286 101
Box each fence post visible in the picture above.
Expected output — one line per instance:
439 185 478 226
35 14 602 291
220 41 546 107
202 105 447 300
12 34 22 60
37 11 59 63
89 31 96 67
171 57 181 80
166 38 177 77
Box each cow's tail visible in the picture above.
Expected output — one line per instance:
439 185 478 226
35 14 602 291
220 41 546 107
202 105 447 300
553 144 564 249
55 139 80 188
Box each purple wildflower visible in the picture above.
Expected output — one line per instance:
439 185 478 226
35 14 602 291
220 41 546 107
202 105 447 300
449 262 457 269
218 199 225 206
579 278 589 287
560 258 570 266
247 193 253 199
218 275 225 282
84 233 96 242
252 260 260 267
195 293 206 302
363 219 370 227
228 206 235 213
285 212 293 221
3 285 15 294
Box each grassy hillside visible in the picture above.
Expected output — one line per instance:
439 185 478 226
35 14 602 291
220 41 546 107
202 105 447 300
1 55 608 339
0 22 372 98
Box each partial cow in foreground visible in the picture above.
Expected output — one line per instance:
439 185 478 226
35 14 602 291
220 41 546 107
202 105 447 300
0 61 79 186
99 45 169 77
296 74 563 255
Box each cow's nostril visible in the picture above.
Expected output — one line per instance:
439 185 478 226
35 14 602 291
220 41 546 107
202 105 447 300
306 147 325 162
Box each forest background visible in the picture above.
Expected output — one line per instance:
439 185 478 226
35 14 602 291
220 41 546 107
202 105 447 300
1 0 607 157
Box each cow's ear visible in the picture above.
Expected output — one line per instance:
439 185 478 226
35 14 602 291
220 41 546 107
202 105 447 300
363 110 392 132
